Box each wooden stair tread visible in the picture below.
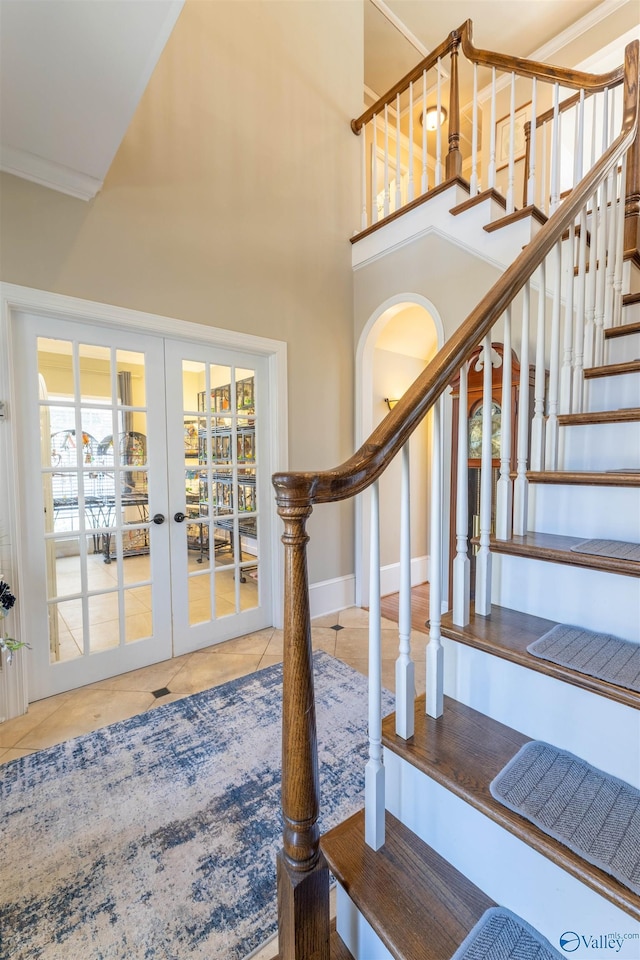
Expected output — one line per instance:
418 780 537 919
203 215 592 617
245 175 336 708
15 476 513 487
605 320 640 339
450 187 507 216
583 360 640 379
489 530 640 578
483 204 547 233
381 696 640 920
441 604 639 711
623 292 640 307
321 809 495 960
557 407 640 426
526 469 640 486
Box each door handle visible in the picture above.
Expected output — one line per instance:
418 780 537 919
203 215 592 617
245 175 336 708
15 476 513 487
174 512 187 523
152 514 165 525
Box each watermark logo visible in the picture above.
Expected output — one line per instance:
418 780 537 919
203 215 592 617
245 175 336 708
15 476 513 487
559 931 640 954
560 932 581 953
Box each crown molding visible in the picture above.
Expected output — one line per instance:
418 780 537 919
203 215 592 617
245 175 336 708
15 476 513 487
0 145 103 201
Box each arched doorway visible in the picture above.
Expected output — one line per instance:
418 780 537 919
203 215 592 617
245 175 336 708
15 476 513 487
355 295 444 606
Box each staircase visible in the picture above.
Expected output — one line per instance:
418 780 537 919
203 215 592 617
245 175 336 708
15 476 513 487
273 24 640 960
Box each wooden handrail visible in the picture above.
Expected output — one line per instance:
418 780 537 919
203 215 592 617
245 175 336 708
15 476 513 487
276 38 638 960
275 42 638 511
351 18 626 138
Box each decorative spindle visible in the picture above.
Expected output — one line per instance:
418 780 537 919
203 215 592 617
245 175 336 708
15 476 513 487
396 442 415 740
436 57 443 186
372 114 378 224
584 183 599 370
365 480 385 850
361 122 368 230
513 282 530 536
528 78 537 205
475 336 493 617
550 84 560 213
488 66 497 189
545 241 562 469
453 360 470 627
426 397 444 717
572 207 588 412
496 310 512 540
560 222 575 414
446 33 462 178
422 69 428 194
530 261 546 470
395 93 402 212
408 81 415 202
470 63 478 195
507 73 516 214
384 104 390 218
613 154 627 327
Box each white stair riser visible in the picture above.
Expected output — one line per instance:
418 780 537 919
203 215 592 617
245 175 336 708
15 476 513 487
385 753 640 959
527 483 640 540
606 331 640 365
491 552 640 642
335 885 393 960
584 371 640 413
622 260 640 295
443 637 640 786
559 420 640 471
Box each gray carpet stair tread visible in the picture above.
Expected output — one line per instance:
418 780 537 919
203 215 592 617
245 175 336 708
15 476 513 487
321 808 496 960
527 624 640 693
488 531 640 578
381 695 640 920
450 907 562 960
490 742 640 896
569 539 640 562
441 605 640 710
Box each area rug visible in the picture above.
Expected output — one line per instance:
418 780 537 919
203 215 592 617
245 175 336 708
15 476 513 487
527 624 640 693
1 651 394 960
569 538 640 562
490 741 640 895
450 906 562 960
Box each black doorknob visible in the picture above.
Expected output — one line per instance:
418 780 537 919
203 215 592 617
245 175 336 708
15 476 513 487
174 512 187 523
152 514 165 525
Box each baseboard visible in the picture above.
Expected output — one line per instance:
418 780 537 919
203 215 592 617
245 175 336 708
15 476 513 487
380 556 429 597
309 574 357 620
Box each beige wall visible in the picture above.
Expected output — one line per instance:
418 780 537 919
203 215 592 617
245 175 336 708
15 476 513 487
0 0 364 585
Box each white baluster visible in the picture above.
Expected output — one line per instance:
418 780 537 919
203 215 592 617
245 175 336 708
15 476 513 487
550 84 560 213
604 99 617 333
575 89 585 187
475 336 493 616
361 121 368 230
470 63 478 195
426 397 443 718
513 282 531 535
436 58 443 187
453 360 470 626
365 479 384 850
545 241 562 469
488 67 497 190
572 206 588 412
560 221 575 414
384 103 390 218
593 90 610 366
528 78 537 207
613 154 627 328
396 442 415 739
395 93 402 212
584 185 598 369
408 81 415 202
421 69 428 194
507 73 516 214
530 261 546 470
372 113 378 224
540 123 548 214
496 310 513 539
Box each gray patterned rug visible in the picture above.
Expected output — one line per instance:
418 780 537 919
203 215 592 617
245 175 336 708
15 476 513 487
490 741 640 895
1 651 393 960
527 624 640 693
569 538 640 561
450 907 562 960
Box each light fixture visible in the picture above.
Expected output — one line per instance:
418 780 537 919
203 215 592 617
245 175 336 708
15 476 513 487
384 398 399 410
421 106 447 132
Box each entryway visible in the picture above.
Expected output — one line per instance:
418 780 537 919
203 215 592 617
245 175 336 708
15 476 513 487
4 287 285 701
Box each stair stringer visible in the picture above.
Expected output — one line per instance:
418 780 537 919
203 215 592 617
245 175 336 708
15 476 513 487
442 636 640 786
383 750 638 959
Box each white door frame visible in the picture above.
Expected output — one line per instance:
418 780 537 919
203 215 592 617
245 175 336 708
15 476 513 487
354 293 444 607
0 283 288 670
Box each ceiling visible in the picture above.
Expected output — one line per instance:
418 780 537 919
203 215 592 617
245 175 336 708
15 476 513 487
0 0 635 202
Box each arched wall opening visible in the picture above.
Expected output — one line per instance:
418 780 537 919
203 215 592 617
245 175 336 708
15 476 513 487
355 294 444 607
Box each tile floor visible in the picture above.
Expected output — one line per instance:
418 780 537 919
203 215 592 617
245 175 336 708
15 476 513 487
0 605 430 959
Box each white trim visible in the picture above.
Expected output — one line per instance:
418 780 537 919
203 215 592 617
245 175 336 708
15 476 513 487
309 574 356 620
380 555 429 598
0 145 103 201
369 0 429 58
355 294 445 607
476 0 632 104
0 282 288 647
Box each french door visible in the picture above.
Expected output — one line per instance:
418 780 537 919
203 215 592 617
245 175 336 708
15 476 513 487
13 314 272 700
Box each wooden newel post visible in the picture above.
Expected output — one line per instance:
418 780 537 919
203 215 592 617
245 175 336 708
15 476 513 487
274 478 330 960
623 40 640 264
446 31 462 179
523 120 532 208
